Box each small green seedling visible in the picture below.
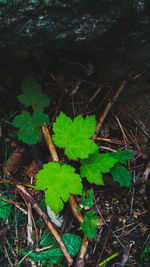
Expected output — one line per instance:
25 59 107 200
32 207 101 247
12 76 50 144
35 111 132 215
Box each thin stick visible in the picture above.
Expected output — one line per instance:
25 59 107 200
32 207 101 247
17 189 39 248
4 246 14 267
93 80 127 139
115 87 149 117
49 81 68 130
127 112 150 138
68 194 84 224
95 137 124 145
42 125 59 161
74 236 89 267
120 241 134 267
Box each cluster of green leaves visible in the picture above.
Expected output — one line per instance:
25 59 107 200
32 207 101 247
35 112 132 215
12 76 50 144
12 76 133 242
21 230 81 265
80 149 132 187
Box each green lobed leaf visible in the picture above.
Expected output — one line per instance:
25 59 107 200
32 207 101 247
12 110 49 145
111 164 132 187
22 76 42 93
18 76 50 108
81 188 94 209
81 210 98 241
12 111 31 128
32 109 50 126
35 162 83 214
0 196 11 222
28 232 81 264
62 233 81 257
52 112 98 160
80 151 118 185
114 149 133 164
40 231 81 257
18 125 42 145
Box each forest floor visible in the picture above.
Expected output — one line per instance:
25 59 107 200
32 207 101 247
0 50 150 266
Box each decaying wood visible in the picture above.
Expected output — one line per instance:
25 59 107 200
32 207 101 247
5 146 26 173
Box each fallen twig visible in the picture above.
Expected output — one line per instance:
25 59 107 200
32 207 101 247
93 80 127 139
42 125 59 161
49 74 68 130
127 112 150 138
74 236 89 267
115 87 149 117
68 194 84 224
120 241 134 267
95 137 124 145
